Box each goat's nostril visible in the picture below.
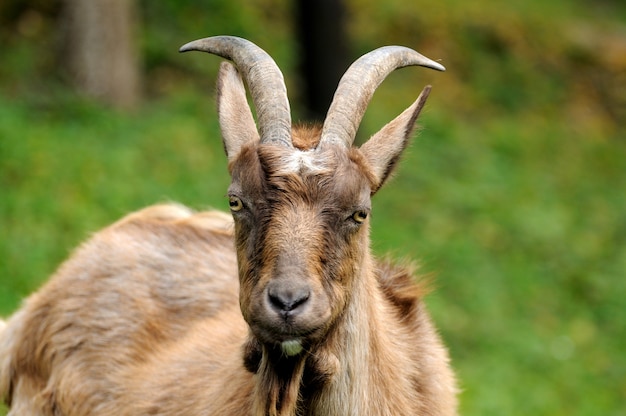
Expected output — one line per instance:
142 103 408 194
268 286 310 313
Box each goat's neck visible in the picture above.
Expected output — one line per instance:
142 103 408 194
305 251 418 415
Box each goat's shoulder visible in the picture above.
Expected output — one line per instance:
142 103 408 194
39 203 239 317
16 203 239 351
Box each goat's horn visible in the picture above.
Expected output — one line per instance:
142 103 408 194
180 36 292 147
320 46 445 148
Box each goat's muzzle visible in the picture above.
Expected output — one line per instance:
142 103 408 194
245 271 331 357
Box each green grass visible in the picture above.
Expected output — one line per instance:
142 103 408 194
0 92 231 313
1 89 624 414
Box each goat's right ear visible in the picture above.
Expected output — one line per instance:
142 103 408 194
216 62 260 161
359 86 431 194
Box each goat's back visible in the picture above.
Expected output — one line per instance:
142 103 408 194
0 204 241 414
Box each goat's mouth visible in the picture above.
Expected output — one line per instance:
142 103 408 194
250 320 324 357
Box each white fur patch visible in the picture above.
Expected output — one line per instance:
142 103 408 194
277 150 331 175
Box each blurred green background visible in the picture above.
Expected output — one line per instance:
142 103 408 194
1 0 625 414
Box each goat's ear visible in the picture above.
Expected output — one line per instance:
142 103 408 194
216 62 260 161
359 86 431 194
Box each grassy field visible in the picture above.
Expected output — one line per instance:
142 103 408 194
1 1 625 415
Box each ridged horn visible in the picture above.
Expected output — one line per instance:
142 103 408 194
320 46 445 148
180 36 292 147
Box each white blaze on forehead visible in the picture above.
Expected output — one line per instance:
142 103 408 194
276 149 333 175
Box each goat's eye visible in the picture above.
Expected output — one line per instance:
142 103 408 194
352 210 368 224
229 196 244 212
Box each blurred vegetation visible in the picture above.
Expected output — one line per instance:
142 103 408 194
1 1 625 415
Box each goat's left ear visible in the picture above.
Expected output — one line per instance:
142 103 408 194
359 86 431 194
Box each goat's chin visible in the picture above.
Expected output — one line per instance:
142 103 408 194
250 324 312 350
245 307 331 349
248 320 328 358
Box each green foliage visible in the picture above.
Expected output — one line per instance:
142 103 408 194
0 92 230 313
1 1 625 415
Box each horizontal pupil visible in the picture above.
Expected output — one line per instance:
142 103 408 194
229 197 242 210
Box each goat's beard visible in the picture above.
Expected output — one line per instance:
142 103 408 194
242 333 341 415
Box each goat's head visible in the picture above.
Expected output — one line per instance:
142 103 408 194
180 36 444 359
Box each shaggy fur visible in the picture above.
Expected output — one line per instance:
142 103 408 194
0 204 456 415
0 37 457 415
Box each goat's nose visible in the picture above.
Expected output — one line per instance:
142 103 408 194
267 283 310 314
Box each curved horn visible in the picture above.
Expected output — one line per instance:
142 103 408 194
180 36 292 147
320 46 445 148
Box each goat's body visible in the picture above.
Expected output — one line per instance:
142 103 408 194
0 205 242 414
0 204 455 415
2 36 458 414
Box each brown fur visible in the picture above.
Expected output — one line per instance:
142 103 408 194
1 48 457 415
291 124 322 150
0 158 457 415
0 201 457 415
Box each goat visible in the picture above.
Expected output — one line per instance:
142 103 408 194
0 36 457 415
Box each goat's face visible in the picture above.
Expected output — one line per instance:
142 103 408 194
229 137 374 353
180 36 444 356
